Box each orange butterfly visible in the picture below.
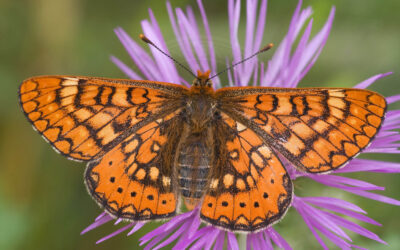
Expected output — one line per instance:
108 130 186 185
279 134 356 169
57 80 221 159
18 36 387 232
18 70 386 232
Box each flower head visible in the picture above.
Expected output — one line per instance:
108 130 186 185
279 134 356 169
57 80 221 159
81 0 400 248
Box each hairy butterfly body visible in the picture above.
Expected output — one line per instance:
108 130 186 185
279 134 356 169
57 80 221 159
19 70 386 232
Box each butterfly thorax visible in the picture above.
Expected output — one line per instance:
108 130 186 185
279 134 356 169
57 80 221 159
185 90 216 131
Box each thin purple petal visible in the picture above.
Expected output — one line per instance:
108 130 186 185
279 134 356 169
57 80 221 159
176 7 209 72
351 245 369 250
354 72 393 89
140 210 194 244
227 231 239 250
345 189 400 206
196 0 220 86
95 212 107 222
267 228 292 250
163 209 196 231
337 159 400 174
326 213 387 244
261 231 274 249
244 0 256 57
81 214 113 235
296 7 335 86
110 56 142 79
173 226 210 249
143 230 173 249
187 213 202 238
203 229 222 249
213 231 225 250
254 0 267 52
309 174 385 191
387 94 400 104
127 222 145 236
190 227 220 249
228 0 242 68
294 200 329 249
166 2 200 73
310 220 352 249
114 218 123 225
286 19 313 86
96 223 133 244
299 199 352 240
152 221 191 250
281 0 304 78
147 9 181 83
303 197 380 225
141 13 181 83
301 196 366 213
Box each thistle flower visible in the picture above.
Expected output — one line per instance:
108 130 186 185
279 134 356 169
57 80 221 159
81 0 400 249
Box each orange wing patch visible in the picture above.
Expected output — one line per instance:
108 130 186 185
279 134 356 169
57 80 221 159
19 76 187 161
85 110 184 220
200 113 292 232
217 88 386 173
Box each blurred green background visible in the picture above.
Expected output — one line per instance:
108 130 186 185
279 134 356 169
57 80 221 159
1 0 400 249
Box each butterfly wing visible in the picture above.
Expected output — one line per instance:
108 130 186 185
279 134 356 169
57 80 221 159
19 76 187 161
85 109 184 220
216 87 387 173
200 113 292 232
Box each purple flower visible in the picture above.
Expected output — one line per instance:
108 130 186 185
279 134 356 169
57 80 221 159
81 0 400 249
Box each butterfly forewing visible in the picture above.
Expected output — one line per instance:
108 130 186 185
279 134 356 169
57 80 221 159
200 112 292 231
216 87 387 173
19 76 188 161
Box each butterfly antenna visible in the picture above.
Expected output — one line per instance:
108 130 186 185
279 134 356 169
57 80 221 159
209 43 274 80
139 34 197 78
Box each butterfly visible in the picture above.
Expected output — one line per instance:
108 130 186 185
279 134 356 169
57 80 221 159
18 69 387 232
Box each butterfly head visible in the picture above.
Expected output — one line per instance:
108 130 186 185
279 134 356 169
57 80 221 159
192 70 212 88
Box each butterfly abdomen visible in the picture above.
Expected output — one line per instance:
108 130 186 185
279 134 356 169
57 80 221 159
177 133 212 208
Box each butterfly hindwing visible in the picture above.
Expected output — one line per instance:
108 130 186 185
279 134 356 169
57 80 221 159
216 88 386 173
200 113 292 232
19 76 187 161
85 110 184 220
